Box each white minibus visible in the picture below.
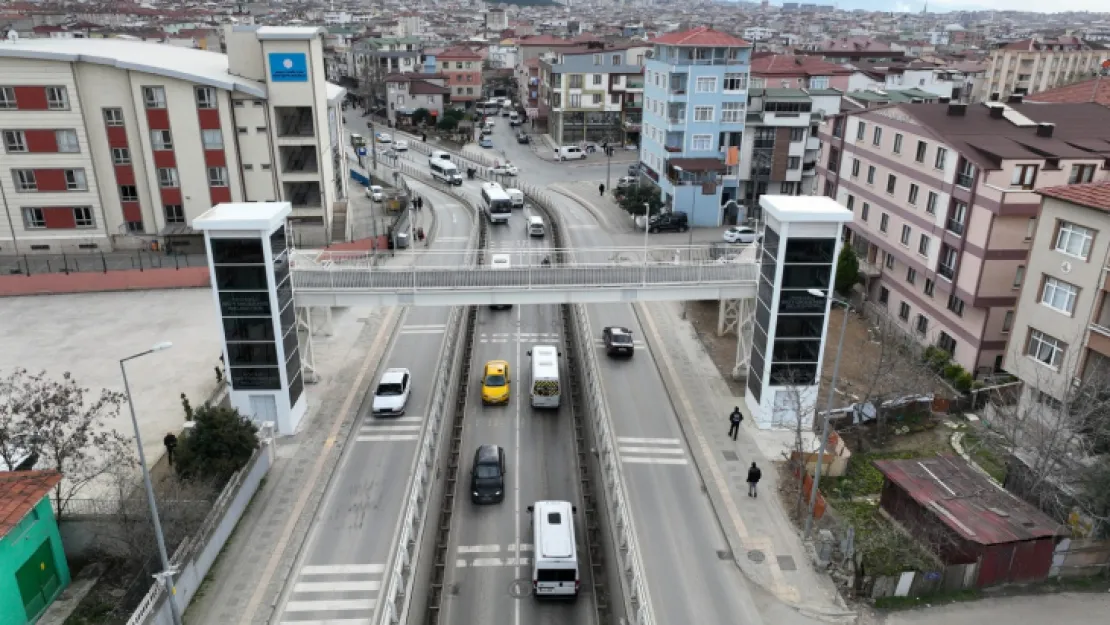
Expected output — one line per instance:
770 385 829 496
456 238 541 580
527 345 561 409
481 182 512 224
429 160 463 186
528 500 579 599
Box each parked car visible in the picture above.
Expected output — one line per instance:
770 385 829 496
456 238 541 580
375 132 392 144
393 139 409 151
366 185 384 201
516 132 530 144
616 176 637 189
602 326 635 357
372 368 411 416
627 163 641 177
554 145 587 161
723 226 758 244
648 211 689 233
491 163 519 176
479 137 494 148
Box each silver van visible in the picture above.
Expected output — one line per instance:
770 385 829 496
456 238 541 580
527 216 545 238
553 146 587 161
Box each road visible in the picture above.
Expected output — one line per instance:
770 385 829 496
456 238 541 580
269 181 473 624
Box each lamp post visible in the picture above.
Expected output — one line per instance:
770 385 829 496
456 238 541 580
803 289 850 541
120 342 183 625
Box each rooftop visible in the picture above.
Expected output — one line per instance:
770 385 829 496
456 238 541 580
651 26 750 48
1038 182 1110 214
749 53 851 77
874 456 1059 545
438 45 482 60
1025 77 1110 108
0 471 62 537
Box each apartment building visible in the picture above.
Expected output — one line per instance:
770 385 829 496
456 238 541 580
749 53 851 91
1004 182 1110 414
384 73 450 125
0 26 348 254
437 46 483 106
539 44 648 146
818 100 1110 374
640 26 752 227
977 37 1109 103
352 36 425 102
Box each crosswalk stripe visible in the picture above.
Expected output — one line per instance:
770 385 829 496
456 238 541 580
293 581 381 593
619 446 685 455
617 437 681 445
455 557 532 568
356 434 419 442
299 564 385 576
400 328 445 334
361 425 421 432
285 599 376 612
368 415 422 423
622 457 689 465
457 545 500 553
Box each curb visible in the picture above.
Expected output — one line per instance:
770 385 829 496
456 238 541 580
549 185 635 234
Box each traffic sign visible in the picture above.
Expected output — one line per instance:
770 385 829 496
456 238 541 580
357 147 368 156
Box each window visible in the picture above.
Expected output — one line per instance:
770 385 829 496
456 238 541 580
924 278 935 297
696 76 717 92
925 191 938 214
119 185 138 202
612 54 621 65
202 129 223 150
693 106 714 122
906 267 917 284
151 130 173 150
898 301 910 321
208 167 228 186
568 94 580 107
848 158 859 178
1055 221 1094 259
569 74 583 88
856 121 866 140
1027 329 1065 368
1041 276 1078 314
957 159 976 188
721 102 744 122
14 169 36 191
158 167 179 188
1013 265 1025 288
915 140 927 163
946 201 967 235
879 287 890 305
194 86 217 109
915 314 928 336
23 207 45 229
861 202 869 221
1011 164 1038 189
142 86 167 109
918 234 930 256
74 206 94 228
46 86 69 110
866 166 875 185
934 147 948 170
593 54 601 65
104 107 124 126
592 74 602 86
165 204 185 224
832 117 844 138
0 86 14 109
947 293 965 316
691 134 713 151
938 244 958 280
790 128 806 141
872 126 882 146
1025 218 1036 241
1069 164 1096 184
900 224 911 246
56 130 79 153
1002 310 1014 333
886 174 897 194
893 133 903 154
885 252 895 269
880 213 889 233
908 183 919 205
723 73 747 91
112 147 130 164
846 195 855 210
65 169 86 191
788 156 800 169
4 130 27 152
937 332 957 355
780 182 799 195
592 93 602 105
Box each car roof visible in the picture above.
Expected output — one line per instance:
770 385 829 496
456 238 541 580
475 444 501 463
381 368 409 383
605 326 632 335
485 360 508 373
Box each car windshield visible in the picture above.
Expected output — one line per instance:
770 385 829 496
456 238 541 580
485 374 506 386
475 465 500 479
377 382 404 396
610 334 632 344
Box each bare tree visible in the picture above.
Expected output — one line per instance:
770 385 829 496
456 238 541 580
0 368 133 519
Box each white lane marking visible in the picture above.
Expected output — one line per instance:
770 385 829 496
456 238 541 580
617 437 682 445
299 564 385 575
457 544 501 554
619 446 686 455
456 557 533 568
280 620 371 625
284 599 376 612
437 236 467 241
508 543 534 552
293 581 381 593
361 425 421 432
400 328 446 335
355 434 419 442
367 415 422 423
622 457 689 465
513 303 523 625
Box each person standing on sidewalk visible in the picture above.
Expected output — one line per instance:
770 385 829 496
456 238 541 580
747 462 762 497
598 182 606 197
728 406 743 440
164 432 178 466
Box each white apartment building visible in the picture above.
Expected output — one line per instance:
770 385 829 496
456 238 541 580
978 38 1110 102
0 26 348 254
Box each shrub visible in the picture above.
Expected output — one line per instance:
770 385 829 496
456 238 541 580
174 404 259 485
942 363 964 380
954 371 974 393
834 245 861 295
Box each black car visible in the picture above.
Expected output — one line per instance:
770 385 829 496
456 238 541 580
602 326 635 357
648 211 689 233
627 163 641 176
516 132 530 144
471 444 506 504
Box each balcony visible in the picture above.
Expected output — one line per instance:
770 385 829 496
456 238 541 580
669 74 688 95
275 106 315 138
626 79 644 90
280 146 319 174
937 263 956 281
802 162 817 175
283 181 322 209
805 136 821 151
945 219 965 236
956 173 974 188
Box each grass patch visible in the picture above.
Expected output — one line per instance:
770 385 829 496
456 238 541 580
960 431 1007 483
874 588 983 610
826 450 926 500
832 501 938 577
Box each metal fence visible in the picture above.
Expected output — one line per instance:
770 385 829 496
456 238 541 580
0 251 208 276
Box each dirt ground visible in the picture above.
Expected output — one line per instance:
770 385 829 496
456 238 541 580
685 300 747 396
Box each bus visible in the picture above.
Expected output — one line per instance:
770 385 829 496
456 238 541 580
481 182 512 224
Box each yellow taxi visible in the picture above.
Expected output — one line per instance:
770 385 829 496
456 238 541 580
481 360 511 405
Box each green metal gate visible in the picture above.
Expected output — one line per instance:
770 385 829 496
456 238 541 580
16 539 60 620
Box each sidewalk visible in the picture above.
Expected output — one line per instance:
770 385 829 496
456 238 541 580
550 181 639 233
635 299 855 623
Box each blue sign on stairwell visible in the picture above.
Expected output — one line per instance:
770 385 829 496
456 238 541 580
269 53 308 82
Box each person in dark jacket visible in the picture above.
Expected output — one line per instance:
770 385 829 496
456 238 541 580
728 406 743 440
747 462 762 497
164 432 178 466
598 183 606 196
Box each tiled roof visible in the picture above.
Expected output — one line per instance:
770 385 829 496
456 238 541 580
750 53 851 76
1038 182 1110 213
0 471 62 536
383 72 446 82
516 35 578 47
409 80 450 96
816 37 891 52
437 46 481 60
1025 77 1110 108
651 26 750 48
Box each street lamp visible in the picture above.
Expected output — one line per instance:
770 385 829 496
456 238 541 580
803 289 850 541
120 342 183 625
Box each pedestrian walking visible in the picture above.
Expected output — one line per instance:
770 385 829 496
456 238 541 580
598 183 606 197
728 406 743 440
163 432 178 466
746 462 762 497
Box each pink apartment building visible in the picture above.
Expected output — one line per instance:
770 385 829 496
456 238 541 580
818 98 1110 375
437 46 483 105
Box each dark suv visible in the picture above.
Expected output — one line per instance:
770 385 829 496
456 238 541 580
648 211 689 233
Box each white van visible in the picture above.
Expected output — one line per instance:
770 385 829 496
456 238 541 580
429 150 452 165
506 188 524 208
429 160 463 186
489 253 512 310
527 216 545 238
554 146 587 161
527 345 560 409
528 500 579 599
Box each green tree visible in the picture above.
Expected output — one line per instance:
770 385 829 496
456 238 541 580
412 108 430 126
834 245 860 295
174 404 259 485
436 117 459 132
614 185 664 217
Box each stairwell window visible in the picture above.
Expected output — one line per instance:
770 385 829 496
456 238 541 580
1054 220 1093 259
202 129 224 150
908 183 919 205
893 133 903 154
723 73 747 92
1026 328 1065 368
856 121 866 140
926 191 938 214
208 167 228 187
103 108 124 126
934 147 948 170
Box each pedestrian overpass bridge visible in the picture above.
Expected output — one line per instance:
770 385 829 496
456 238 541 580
290 245 760 307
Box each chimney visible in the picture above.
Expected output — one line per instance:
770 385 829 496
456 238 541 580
947 103 967 116
1008 93 1024 104
938 96 951 103
989 105 1004 119
1036 122 1055 138
989 92 1000 101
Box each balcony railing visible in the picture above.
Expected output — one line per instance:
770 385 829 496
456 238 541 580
946 219 965 236
668 57 738 66
667 116 686 125
956 173 974 188
626 81 644 89
938 264 956 280
664 145 683 152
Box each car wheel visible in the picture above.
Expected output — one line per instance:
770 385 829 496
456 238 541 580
560 156 565 161
680 226 688 233
649 227 657 233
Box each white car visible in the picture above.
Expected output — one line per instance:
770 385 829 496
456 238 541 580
491 163 519 176
375 133 392 144
394 139 409 151
723 226 758 244
372 368 412 416
366 185 384 201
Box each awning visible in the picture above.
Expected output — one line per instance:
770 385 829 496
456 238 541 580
160 224 198 236
669 158 727 173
